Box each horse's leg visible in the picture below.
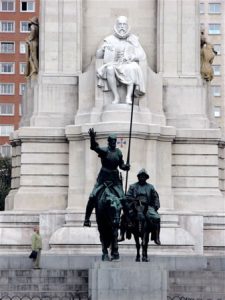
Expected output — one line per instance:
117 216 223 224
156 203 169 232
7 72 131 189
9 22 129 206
134 232 140 262
111 227 120 260
98 223 110 261
118 214 126 242
142 226 150 262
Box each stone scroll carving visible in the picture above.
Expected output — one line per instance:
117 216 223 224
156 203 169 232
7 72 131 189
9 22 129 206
96 16 146 104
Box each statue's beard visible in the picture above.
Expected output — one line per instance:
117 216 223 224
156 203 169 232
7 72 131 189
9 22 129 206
114 25 131 39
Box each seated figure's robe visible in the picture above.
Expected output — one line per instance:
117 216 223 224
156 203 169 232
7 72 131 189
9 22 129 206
96 33 146 97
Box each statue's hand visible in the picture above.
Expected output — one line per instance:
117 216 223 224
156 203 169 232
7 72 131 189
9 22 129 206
123 164 130 171
83 219 91 227
88 128 96 139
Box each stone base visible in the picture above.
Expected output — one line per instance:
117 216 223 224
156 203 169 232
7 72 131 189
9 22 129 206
0 253 224 300
49 211 203 255
90 262 167 300
0 210 224 256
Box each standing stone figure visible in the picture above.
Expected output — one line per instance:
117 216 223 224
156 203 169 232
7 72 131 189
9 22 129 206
200 30 217 82
84 128 130 261
96 16 146 104
25 16 39 78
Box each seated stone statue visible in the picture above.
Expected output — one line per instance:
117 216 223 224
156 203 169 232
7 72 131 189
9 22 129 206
96 16 146 105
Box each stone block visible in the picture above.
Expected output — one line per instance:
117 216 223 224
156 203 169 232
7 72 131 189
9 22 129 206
90 262 167 300
20 175 68 187
172 155 218 166
21 153 68 165
21 164 69 176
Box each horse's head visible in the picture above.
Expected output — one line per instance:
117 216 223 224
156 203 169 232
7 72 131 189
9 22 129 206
135 199 145 222
126 197 145 222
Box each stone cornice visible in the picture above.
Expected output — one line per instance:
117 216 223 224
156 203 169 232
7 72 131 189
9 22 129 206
65 123 176 142
14 127 67 143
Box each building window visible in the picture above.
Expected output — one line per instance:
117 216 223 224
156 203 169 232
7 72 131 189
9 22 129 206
212 65 221 76
20 21 30 33
20 62 26 74
214 106 221 118
212 86 221 97
20 0 35 12
0 125 14 136
0 21 15 32
0 83 14 95
0 62 14 74
200 3 205 14
0 144 12 157
213 44 221 55
0 0 15 11
20 41 26 54
0 41 15 53
209 3 221 14
0 103 14 115
19 83 26 95
208 24 221 35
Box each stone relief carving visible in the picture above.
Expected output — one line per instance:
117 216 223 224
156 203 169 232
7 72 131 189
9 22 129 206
96 16 146 104
25 16 39 78
200 30 217 82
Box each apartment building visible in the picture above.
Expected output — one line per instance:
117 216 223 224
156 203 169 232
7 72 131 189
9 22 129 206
0 0 39 157
200 1 225 133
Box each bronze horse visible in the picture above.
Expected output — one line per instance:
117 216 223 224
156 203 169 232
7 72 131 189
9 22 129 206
95 183 122 261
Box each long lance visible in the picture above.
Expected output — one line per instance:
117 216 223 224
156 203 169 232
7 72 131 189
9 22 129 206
125 86 135 194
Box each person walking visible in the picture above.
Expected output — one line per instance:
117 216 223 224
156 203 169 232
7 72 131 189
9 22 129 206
31 226 42 269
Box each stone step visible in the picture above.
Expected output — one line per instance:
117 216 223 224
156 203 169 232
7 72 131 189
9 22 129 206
168 270 225 298
0 276 87 285
0 283 87 292
0 291 88 300
0 268 88 299
0 269 88 277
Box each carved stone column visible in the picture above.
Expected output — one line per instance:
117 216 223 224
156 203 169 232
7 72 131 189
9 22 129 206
157 0 209 128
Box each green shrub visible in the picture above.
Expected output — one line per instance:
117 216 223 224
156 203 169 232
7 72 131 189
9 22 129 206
0 156 12 210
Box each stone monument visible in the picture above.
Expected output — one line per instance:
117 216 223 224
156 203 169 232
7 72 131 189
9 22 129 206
2 0 224 264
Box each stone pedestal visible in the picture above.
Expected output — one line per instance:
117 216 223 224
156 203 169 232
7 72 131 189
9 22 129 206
90 262 167 300
49 211 203 255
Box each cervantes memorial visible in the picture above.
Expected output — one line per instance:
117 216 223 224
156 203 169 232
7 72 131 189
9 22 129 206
2 0 225 299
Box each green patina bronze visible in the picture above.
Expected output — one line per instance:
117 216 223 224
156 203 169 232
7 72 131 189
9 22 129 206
119 168 161 262
83 128 129 261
